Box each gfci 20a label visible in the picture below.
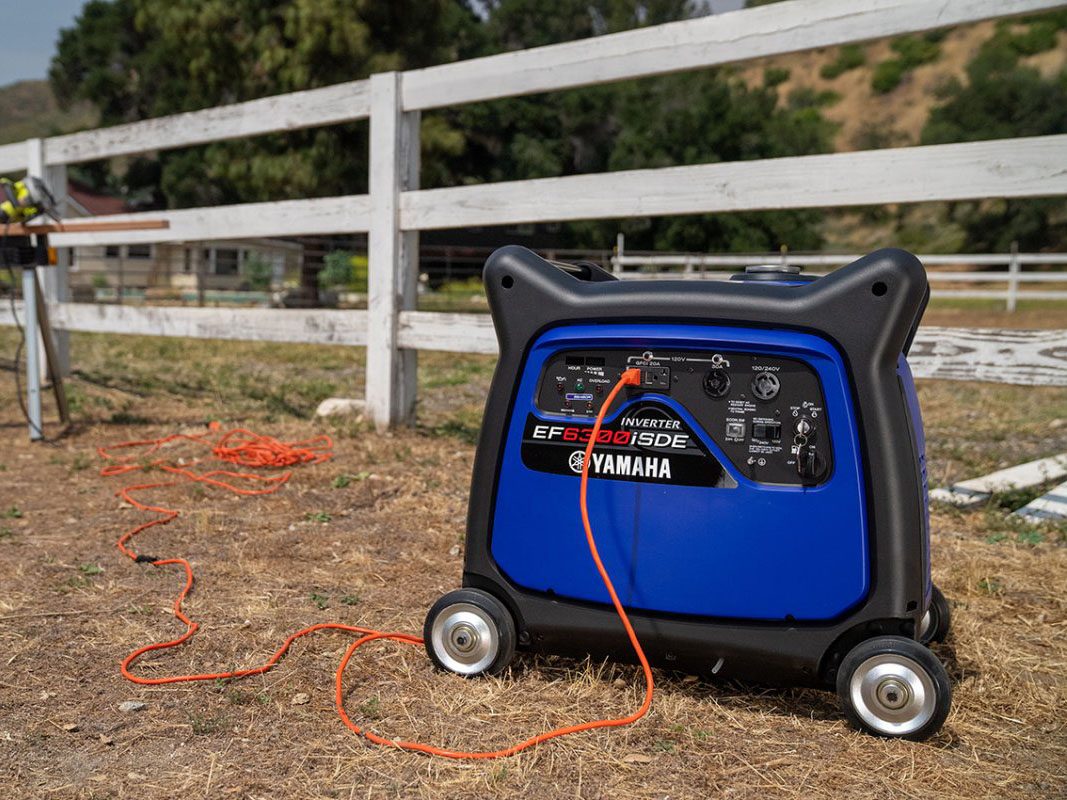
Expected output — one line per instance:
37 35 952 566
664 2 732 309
519 403 734 488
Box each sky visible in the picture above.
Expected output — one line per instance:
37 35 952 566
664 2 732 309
4 0 87 85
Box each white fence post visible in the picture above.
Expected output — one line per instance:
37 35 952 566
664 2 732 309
25 138 73 381
44 161 71 377
613 232 624 275
1007 240 1020 313
367 72 420 429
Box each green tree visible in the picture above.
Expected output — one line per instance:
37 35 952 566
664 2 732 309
52 0 835 253
51 0 482 206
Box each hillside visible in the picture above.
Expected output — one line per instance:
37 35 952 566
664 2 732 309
739 19 1067 152
0 79 96 148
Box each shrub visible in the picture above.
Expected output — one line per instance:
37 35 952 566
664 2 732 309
872 34 942 94
871 59 907 93
319 250 368 293
820 44 865 80
242 254 272 291
763 67 790 87
891 35 942 69
787 87 840 110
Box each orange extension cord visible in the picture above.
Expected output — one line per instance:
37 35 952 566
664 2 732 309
104 368 652 759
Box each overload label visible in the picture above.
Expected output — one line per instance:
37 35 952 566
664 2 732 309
519 403 732 488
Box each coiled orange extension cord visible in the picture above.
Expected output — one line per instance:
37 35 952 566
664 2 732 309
105 368 652 758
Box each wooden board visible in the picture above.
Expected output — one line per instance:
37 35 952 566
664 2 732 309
398 313 1067 387
47 195 371 247
400 0 1062 111
1014 479 1067 522
401 135 1067 230
3 303 1064 388
398 311 497 354
931 454 1067 509
366 72 421 427
3 220 169 235
955 454 1067 494
44 135 1067 246
44 81 370 166
0 302 369 347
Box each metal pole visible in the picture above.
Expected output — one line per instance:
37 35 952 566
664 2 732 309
22 266 42 441
614 232 624 275
117 249 125 305
1007 240 1019 313
198 248 207 307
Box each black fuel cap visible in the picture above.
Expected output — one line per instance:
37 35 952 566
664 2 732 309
730 264 817 283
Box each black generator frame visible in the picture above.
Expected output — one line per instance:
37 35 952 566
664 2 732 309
461 246 931 686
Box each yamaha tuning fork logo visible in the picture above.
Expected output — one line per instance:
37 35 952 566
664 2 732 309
521 402 734 488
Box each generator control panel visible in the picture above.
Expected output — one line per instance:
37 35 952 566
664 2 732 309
535 348 832 486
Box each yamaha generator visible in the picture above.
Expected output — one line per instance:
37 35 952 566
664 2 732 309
425 246 953 741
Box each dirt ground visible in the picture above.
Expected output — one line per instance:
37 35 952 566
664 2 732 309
1 328 1065 799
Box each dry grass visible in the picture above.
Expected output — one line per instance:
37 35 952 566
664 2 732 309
0 330 1064 799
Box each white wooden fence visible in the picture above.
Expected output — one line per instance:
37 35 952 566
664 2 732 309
2 0 1067 426
612 246 1067 310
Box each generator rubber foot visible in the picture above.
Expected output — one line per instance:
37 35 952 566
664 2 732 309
918 585 951 644
424 588 516 677
837 635 952 741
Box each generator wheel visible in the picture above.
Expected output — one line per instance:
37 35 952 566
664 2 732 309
424 589 516 677
837 636 951 741
918 585 951 644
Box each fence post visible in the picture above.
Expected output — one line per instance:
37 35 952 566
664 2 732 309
613 232 624 275
1007 240 1020 313
367 71 420 429
42 161 71 378
26 139 72 380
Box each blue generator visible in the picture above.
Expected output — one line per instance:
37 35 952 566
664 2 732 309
425 247 953 740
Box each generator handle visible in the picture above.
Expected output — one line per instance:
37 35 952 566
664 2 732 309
547 259 618 283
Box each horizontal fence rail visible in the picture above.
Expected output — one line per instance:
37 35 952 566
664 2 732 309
42 135 1067 247
614 254 1067 267
0 303 369 346
1 0 1066 427
5 303 1062 388
399 136 1067 230
400 0 1066 110
49 195 371 247
611 251 1067 307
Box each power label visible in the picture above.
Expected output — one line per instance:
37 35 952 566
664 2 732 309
520 403 733 487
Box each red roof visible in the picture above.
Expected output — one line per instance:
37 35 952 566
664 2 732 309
67 180 130 216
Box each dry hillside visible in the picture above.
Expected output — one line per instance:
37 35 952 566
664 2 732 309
740 20 1067 151
0 80 96 149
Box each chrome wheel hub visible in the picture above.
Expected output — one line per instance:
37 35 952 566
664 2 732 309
431 603 499 675
850 653 936 736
